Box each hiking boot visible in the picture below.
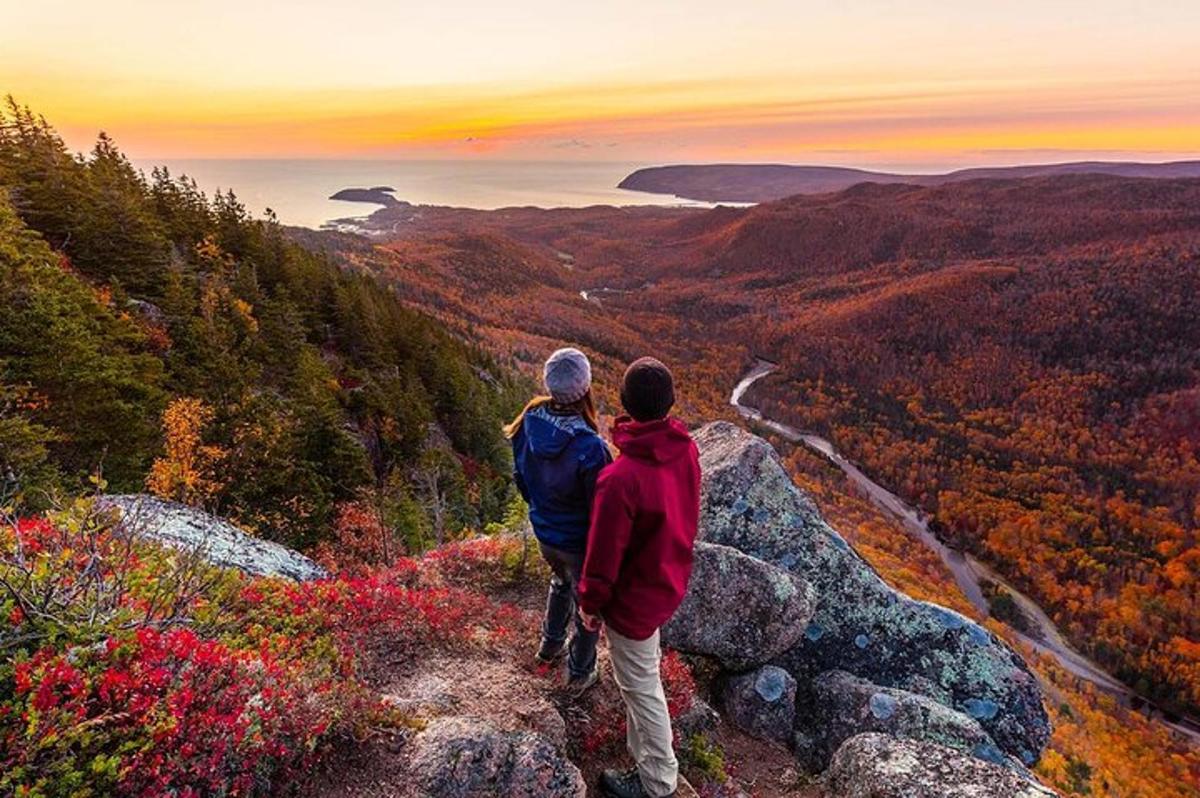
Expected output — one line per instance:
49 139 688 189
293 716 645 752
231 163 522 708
565 666 599 699
600 767 673 798
535 638 567 664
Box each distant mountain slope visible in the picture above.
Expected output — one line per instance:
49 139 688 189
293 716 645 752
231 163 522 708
688 175 1200 280
345 173 1200 726
618 160 1200 202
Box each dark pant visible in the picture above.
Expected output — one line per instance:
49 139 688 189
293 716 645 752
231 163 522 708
538 541 599 680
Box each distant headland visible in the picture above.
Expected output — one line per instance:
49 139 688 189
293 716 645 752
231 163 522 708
618 161 1200 203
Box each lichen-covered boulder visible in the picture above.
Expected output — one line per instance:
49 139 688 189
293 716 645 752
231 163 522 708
821 733 1058 798
722 665 797 744
410 717 586 797
693 423 1049 764
663 542 814 670
102 494 327 582
796 670 1005 772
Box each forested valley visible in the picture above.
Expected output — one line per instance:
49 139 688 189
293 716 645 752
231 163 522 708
338 173 1200 723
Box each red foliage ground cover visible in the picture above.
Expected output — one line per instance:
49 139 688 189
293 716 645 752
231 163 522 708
0 506 523 797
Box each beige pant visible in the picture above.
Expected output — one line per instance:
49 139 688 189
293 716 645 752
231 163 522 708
606 627 679 797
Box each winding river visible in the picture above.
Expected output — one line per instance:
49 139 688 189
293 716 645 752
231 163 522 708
731 359 1200 745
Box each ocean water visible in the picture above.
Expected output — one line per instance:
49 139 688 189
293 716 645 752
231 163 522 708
132 159 709 228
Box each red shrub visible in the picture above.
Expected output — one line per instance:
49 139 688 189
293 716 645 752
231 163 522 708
661 650 698 718
4 627 353 796
313 501 397 576
422 534 540 589
0 510 528 796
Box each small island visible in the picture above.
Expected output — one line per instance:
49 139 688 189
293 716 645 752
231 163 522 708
329 186 404 206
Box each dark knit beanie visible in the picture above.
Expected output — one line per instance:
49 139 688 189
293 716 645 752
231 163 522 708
621 357 675 421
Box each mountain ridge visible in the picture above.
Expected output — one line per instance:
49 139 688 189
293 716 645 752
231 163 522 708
618 160 1200 202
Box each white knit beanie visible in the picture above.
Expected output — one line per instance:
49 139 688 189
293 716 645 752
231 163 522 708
543 348 592 404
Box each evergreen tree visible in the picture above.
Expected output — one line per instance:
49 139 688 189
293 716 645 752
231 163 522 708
0 192 164 491
0 101 524 545
77 133 169 294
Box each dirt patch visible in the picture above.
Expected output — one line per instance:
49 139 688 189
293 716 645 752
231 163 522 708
381 655 567 745
714 723 821 797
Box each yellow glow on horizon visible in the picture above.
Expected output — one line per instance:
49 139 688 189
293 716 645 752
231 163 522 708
3 0 1198 164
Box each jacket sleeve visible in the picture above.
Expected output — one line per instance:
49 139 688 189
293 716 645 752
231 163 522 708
578 467 634 616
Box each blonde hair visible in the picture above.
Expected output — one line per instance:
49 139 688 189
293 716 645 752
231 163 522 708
504 392 599 439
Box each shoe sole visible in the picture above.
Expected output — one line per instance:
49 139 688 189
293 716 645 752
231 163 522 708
535 646 568 665
566 669 600 698
599 771 688 798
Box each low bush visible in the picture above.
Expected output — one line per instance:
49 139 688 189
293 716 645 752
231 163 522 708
422 534 546 590
684 733 729 784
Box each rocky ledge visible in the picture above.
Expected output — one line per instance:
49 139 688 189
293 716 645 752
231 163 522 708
101 494 327 582
664 422 1056 795
823 733 1057 798
411 717 586 797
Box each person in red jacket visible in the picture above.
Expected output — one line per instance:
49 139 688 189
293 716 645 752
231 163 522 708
579 357 701 798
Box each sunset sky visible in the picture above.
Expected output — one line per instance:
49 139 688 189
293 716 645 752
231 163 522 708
4 0 1199 166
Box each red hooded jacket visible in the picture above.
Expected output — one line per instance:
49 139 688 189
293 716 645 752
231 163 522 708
578 415 701 641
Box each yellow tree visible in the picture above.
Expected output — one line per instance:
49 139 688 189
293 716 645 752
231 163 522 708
146 397 226 507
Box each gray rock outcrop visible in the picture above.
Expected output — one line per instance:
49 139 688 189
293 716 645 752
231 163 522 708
796 670 1004 771
102 494 327 582
722 665 797 744
821 733 1058 798
692 422 1050 764
662 541 814 670
410 717 586 798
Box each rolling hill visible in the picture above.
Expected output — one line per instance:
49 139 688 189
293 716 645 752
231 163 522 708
337 174 1200 726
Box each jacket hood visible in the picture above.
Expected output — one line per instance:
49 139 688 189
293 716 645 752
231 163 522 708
523 405 593 459
611 415 694 464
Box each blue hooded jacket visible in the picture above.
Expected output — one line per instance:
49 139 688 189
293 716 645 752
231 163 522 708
511 404 612 552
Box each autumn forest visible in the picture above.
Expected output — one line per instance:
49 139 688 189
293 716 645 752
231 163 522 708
2 101 1199 796
351 176 1200 720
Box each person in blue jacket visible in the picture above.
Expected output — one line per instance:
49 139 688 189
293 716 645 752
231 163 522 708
506 347 611 694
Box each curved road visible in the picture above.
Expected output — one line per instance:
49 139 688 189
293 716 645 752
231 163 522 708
732 359 1200 745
